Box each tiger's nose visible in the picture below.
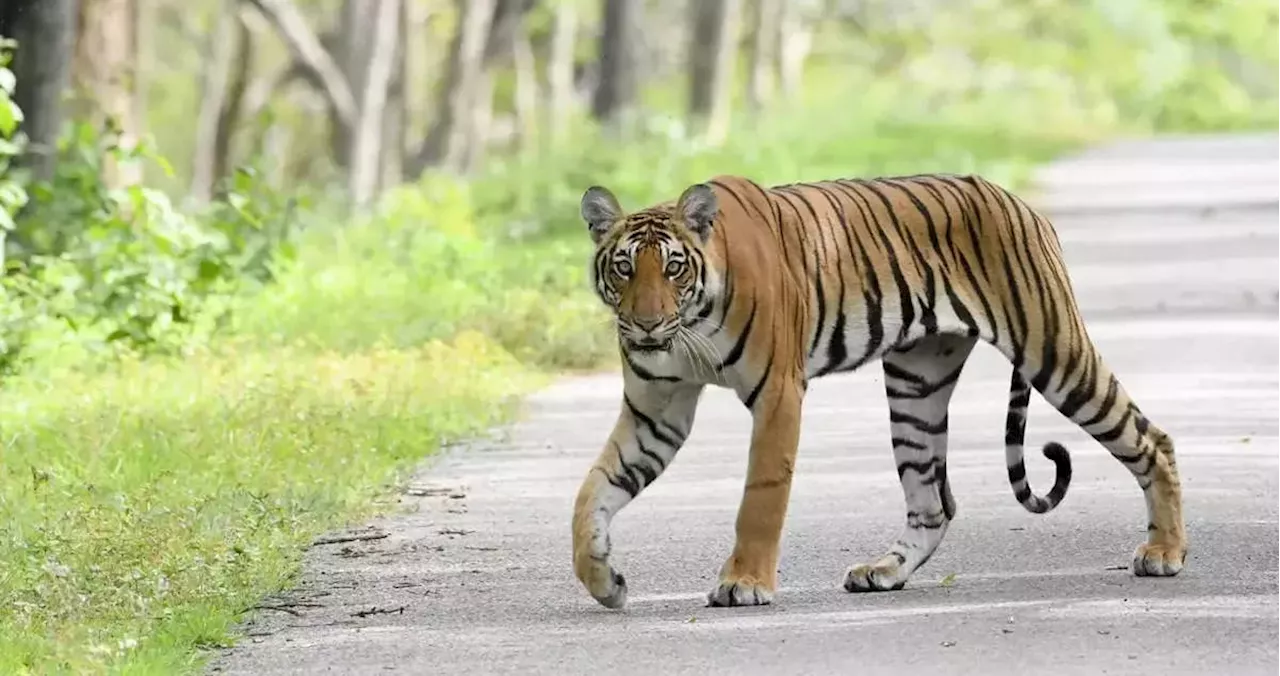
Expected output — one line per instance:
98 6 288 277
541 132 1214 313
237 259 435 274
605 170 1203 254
633 316 663 333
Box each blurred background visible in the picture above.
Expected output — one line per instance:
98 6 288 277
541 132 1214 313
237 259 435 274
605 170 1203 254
0 1 1275 672
0 0 1276 372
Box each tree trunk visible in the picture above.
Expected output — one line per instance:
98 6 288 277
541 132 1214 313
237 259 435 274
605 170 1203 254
591 0 640 134
461 71 495 175
775 0 812 98
190 0 241 203
332 0 375 170
380 0 408 188
0 0 78 183
213 9 256 194
745 0 778 114
132 0 152 140
545 1 577 144
686 0 740 144
72 0 143 188
348 0 401 209
410 0 496 176
483 0 532 67
510 22 537 152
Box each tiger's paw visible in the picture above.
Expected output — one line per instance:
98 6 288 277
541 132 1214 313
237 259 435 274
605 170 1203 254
576 555 629 610
706 577 774 607
843 561 908 593
588 568 628 609
1132 541 1187 577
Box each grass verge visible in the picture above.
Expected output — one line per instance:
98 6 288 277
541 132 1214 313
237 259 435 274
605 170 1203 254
0 332 542 674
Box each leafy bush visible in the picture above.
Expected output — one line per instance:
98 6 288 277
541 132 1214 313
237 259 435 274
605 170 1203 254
0 123 303 372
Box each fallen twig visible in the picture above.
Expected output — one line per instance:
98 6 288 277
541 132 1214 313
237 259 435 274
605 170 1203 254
351 605 406 618
248 601 324 617
311 532 389 546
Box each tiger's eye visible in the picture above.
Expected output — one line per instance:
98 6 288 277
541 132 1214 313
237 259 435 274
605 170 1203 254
614 260 633 277
665 260 684 277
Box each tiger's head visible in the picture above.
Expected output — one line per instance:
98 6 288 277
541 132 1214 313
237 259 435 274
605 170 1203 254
579 183 721 355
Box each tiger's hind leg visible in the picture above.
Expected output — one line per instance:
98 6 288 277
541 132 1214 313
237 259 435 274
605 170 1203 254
1023 343 1187 577
844 333 977 593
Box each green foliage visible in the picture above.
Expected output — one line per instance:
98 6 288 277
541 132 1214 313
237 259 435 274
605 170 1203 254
825 0 1279 135
0 39 32 371
0 124 302 372
231 177 614 370
0 37 25 235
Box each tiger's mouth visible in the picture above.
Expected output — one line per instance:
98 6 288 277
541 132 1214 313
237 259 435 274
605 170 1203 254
626 337 673 353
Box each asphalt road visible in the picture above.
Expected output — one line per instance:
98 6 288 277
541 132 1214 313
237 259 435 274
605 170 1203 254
210 133 1280 676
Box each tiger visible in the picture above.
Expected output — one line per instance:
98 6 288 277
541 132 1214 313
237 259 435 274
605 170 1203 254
570 172 1186 609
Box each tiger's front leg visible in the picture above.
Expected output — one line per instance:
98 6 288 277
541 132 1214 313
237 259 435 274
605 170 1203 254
706 373 805 607
572 380 703 609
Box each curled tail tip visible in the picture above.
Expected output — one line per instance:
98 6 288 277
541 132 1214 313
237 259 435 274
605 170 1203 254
1010 441 1073 515
1042 441 1072 468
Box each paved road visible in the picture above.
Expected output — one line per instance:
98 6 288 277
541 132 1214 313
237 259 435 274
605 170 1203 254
210 134 1280 676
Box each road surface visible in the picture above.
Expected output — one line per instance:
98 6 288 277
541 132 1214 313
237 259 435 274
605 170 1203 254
210 133 1280 676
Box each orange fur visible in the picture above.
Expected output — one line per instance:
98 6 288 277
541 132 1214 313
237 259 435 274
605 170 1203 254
571 173 1186 609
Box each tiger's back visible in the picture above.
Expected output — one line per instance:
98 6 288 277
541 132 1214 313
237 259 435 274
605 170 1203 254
705 173 1088 379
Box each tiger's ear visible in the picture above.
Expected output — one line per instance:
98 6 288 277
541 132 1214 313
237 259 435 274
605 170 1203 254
675 183 718 242
580 186 624 244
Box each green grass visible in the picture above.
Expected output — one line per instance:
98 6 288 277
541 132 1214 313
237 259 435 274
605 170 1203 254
0 334 543 674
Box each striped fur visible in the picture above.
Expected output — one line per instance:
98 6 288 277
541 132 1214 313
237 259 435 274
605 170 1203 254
571 174 1187 609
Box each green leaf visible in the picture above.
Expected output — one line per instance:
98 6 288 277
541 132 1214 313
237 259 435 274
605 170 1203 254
0 95 17 137
939 573 958 588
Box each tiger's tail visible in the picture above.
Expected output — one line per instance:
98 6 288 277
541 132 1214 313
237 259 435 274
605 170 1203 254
1004 370 1072 514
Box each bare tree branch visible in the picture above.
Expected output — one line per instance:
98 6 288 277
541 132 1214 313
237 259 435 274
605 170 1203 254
243 0 356 128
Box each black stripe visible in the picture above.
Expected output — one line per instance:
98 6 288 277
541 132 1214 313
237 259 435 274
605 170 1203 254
826 183 887 363
1093 408 1132 444
937 460 954 520
853 181 919 344
1007 460 1027 484
889 411 948 435
932 177 999 340
624 395 682 448
1077 372 1119 427
879 180 943 337
891 436 927 450
884 361 965 400
896 458 934 479
602 443 640 498
743 353 774 410
811 185 852 376
715 299 757 371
